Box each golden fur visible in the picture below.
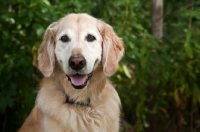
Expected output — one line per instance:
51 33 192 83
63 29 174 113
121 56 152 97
19 13 124 132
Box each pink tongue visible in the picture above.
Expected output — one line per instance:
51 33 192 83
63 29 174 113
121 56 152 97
70 75 87 86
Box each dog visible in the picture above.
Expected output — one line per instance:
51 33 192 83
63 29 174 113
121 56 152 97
19 13 124 132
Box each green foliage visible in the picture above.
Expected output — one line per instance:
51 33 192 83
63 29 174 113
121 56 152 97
0 0 200 132
111 0 200 131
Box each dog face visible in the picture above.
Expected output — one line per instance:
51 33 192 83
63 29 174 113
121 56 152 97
38 13 124 89
55 14 103 89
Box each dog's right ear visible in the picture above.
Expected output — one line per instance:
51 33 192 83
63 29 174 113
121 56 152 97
38 22 57 77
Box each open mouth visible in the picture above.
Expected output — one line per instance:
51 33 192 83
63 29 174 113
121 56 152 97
67 72 93 89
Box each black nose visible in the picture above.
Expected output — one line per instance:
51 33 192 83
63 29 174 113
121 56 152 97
69 55 86 71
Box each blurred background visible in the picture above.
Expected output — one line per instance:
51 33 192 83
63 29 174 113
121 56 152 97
0 0 200 132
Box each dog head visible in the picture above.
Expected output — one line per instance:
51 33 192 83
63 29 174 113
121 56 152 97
38 13 124 89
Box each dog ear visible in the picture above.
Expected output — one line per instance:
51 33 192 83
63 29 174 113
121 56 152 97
38 22 57 77
98 20 124 76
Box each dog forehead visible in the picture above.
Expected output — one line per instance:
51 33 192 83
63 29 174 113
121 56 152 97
60 13 98 30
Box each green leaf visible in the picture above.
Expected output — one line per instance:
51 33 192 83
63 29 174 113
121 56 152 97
123 65 132 78
184 29 193 57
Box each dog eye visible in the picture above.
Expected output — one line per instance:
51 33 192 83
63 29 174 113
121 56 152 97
60 35 70 43
86 34 96 42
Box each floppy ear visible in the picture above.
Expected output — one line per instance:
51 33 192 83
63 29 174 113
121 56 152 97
98 21 124 76
38 22 57 77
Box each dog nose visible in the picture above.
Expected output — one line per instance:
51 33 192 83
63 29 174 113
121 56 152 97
69 55 86 71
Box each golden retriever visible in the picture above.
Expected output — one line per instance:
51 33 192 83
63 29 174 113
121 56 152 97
19 13 124 132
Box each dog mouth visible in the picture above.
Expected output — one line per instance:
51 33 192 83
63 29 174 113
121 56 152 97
67 72 93 89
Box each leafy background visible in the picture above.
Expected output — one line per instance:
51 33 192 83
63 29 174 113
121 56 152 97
0 0 200 132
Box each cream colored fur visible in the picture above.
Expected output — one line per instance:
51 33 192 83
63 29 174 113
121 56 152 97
19 13 124 132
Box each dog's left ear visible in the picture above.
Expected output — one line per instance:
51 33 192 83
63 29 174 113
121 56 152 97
98 20 124 76
38 22 57 77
